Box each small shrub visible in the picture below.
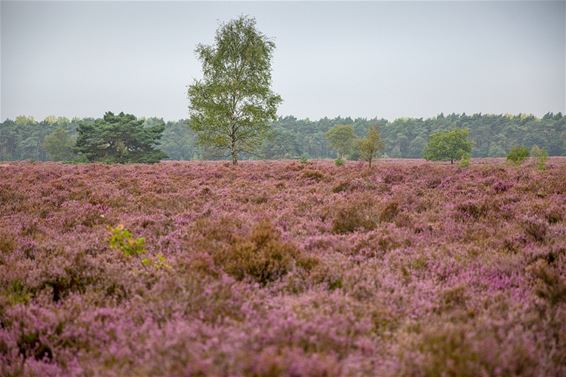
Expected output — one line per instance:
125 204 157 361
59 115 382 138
213 221 317 285
507 146 529 165
109 224 146 257
109 225 170 270
530 145 548 171
459 153 471 168
4 280 31 305
299 154 309 165
332 200 377 234
335 157 344 167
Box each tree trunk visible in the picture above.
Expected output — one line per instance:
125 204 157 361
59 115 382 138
450 159 454 164
368 158 372 169
231 134 238 165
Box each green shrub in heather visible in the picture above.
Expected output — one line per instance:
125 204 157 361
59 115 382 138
459 152 471 168
531 145 548 171
507 145 529 165
109 225 170 270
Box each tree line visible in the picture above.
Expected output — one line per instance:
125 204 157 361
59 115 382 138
1 112 564 162
1 17 564 163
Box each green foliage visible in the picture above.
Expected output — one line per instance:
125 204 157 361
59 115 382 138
299 154 309 165
4 280 31 305
357 125 384 168
325 124 355 159
188 16 282 165
423 128 472 164
335 157 344 166
109 225 170 270
506 145 529 165
151 119 196 160
109 224 147 257
2 112 566 162
15 115 36 125
42 128 77 161
75 112 166 163
459 153 471 168
530 145 548 171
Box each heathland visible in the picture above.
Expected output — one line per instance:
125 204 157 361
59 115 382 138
0 159 565 376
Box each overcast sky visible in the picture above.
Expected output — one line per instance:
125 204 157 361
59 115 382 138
1 1 565 121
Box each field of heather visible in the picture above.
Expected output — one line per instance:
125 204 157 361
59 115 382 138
0 159 565 377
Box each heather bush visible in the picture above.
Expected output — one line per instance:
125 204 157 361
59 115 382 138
213 220 318 285
529 260 566 308
331 200 378 234
379 200 400 223
301 169 325 181
0 233 16 253
523 216 548 243
399 320 539 377
455 200 488 220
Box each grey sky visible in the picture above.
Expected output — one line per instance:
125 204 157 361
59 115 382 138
1 1 565 121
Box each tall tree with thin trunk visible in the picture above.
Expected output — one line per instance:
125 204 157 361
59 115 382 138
188 16 282 165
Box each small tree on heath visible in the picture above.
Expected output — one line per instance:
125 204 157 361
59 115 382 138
325 124 355 160
357 125 384 168
423 128 472 164
530 145 548 170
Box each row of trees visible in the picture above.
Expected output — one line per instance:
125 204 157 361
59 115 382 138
2 16 564 163
1 112 565 162
324 125 472 166
267 112 566 159
183 16 566 165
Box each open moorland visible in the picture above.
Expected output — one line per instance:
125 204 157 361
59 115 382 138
0 159 565 376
